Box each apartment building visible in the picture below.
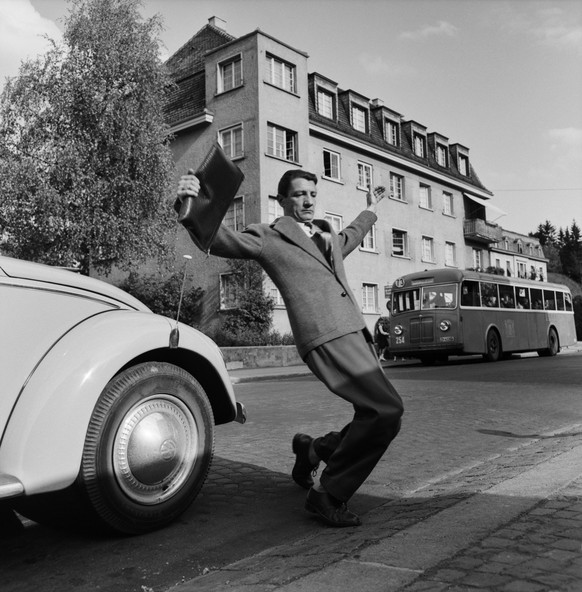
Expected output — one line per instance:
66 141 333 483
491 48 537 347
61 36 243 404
165 18 545 336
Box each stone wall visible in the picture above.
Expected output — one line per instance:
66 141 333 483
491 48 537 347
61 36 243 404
220 345 305 369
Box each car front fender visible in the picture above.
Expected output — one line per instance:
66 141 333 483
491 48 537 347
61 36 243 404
0 310 236 496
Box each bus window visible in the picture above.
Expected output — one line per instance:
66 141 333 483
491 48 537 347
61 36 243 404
516 287 530 309
461 280 480 307
480 282 499 308
531 288 543 310
422 284 457 309
392 289 420 314
565 292 573 312
556 292 565 311
499 284 516 308
543 290 556 310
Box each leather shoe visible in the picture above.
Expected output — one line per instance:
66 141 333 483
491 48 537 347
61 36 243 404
305 488 361 527
292 433 319 490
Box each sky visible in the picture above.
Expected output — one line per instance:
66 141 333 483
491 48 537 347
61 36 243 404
1 0 581 237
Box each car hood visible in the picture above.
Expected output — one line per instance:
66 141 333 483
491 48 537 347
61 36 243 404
0 255 149 311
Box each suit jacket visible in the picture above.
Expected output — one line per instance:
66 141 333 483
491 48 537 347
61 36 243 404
193 210 377 359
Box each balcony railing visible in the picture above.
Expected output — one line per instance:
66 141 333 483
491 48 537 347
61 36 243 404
463 218 503 244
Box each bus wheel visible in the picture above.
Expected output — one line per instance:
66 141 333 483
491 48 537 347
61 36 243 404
483 329 501 362
419 356 436 366
538 327 560 357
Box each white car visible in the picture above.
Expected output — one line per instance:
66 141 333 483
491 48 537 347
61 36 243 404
0 255 245 534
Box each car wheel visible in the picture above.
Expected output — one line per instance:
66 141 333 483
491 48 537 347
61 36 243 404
77 362 214 534
538 327 560 357
13 362 214 534
483 329 501 362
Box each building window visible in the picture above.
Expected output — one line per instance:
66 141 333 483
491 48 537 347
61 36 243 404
269 286 285 307
390 173 404 201
413 132 426 157
265 54 296 93
385 119 400 146
324 212 343 232
473 248 482 269
442 191 454 216
421 236 435 262
323 149 341 180
419 184 432 209
361 225 376 251
392 229 409 257
317 88 335 119
223 196 244 231
267 123 297 162
268 196 284 223
357 162 373 189
436 143 448 167
218 55 242 93
351 104 367 132
517 261 527 279
219 273 240 309
506 261 512 277
362 283 379 313
219 124 243 159
445 242 456 266
458 154 469 176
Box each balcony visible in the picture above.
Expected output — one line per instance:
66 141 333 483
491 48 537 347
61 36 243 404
463 218 503 244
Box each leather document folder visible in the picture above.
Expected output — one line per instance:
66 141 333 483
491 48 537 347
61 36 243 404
175 143 245 252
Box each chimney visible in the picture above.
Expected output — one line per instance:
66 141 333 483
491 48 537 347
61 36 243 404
208 16 226 31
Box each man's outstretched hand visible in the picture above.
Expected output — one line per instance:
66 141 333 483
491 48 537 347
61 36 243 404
366 185 388 212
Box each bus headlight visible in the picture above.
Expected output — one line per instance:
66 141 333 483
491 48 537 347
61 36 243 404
439 320 451 332
393 325 403 336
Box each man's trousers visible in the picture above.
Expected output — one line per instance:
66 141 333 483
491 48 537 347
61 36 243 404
304 330 404 502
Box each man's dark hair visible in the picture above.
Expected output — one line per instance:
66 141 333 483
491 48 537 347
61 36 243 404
277 170 318 198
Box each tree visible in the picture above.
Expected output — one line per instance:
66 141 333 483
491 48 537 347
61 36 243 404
559 221 582 283
531 220 557 247
0 0 175 275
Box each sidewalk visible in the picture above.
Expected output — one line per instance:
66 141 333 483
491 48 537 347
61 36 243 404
172 349 582 592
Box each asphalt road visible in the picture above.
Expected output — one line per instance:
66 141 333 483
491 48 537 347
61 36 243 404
2 353 582 592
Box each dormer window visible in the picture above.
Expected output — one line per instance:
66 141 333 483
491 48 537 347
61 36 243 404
384 118 400 146
317 88 335 119
351 104 368 133
413 132 426 157
436 143 449 167
458 153 469 175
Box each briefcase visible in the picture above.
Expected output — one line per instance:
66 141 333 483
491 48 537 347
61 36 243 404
175 144 245 252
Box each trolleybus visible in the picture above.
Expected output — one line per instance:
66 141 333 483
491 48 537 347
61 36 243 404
389 268 576 364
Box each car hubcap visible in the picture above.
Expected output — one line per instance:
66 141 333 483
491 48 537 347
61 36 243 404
113 395 198 505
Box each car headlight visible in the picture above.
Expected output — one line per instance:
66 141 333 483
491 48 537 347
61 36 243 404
393 325 403 336
439 320 451 332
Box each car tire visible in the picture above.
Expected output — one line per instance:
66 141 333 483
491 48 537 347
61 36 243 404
14 362 214 534
79 362 215 534
483 329 501 362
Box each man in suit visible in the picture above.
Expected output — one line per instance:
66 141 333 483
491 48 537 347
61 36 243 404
176 169 404 527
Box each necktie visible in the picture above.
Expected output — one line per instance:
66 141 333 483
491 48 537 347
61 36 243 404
308 224 333 265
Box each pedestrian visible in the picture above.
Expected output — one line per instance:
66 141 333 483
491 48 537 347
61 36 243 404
374 316 390 361
176 168 404 527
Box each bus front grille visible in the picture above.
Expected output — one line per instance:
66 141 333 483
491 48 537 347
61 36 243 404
410 317 435 343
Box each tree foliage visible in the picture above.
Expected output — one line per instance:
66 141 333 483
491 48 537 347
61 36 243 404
532 219 582 283
0 0 175 275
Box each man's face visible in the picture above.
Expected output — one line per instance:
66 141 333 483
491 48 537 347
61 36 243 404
279 178 317 222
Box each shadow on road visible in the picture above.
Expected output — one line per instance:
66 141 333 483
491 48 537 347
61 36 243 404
0 457 393 592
